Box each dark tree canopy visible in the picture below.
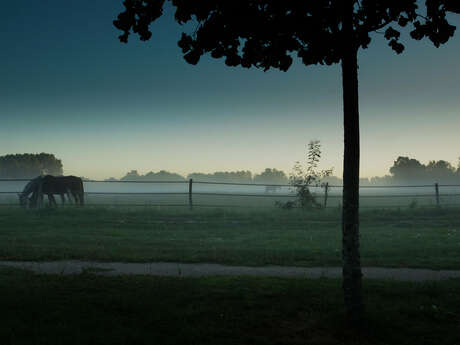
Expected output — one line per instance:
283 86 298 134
389 156 426 181
114 0 459 71
0 153 63 178
390 156 459 183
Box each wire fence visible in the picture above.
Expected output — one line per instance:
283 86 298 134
1 178 460 209
2 178 459 188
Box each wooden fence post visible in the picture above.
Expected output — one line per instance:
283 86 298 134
435 182 440 207
189 178 193 210
324 182 329 208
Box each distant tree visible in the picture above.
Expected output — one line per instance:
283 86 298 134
121 170 185 181
369 175 394 186
216 170 252 183
0 153 63 178
187 171 252 183
253 168 289 185
186 172 213 182
114 0 459 322
389 156 426 183
389 157 460 183
120 170 141 181
144 170 185 181
426 160 456 182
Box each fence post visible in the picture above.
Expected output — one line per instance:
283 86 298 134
324 182 329 208
189 178 193 210
435 182 440 207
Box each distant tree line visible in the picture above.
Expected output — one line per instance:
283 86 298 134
119 170 186 182
391 156 460 183
109 168 289 184
3 153 459 185
320 156 460 186
111 156 460 185
0 153 63 178
361 156 460 185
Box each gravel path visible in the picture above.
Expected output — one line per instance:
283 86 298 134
1 261 460 281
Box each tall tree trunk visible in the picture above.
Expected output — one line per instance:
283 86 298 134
341 0 364 324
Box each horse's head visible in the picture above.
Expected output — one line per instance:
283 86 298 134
18 193 28 208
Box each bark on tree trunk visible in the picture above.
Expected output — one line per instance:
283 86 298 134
341 0 364 324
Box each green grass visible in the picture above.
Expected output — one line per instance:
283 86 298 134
1 267 459 345
1 206 459 269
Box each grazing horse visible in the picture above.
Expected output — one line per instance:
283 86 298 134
18 178 42 208
57 175 84 206
19 175 84 208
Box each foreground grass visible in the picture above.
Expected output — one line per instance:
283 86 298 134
1 267 459 345
1 206 459 268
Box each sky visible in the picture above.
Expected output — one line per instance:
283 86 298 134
1 1 459 180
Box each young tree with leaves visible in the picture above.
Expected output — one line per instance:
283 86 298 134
113 0 459 323
290 140 332 208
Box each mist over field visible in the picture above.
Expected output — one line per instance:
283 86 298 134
1 151 460 209
2 1 460 344
2 178 460 210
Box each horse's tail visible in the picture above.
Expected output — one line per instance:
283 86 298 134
78 178 85 206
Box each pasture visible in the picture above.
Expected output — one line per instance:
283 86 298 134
1 266 460 345
2 185 460 345
1 206 459 269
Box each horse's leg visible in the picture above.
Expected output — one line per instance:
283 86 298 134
73 188 82 206
39 193 44 208
37 180 44 208
74 192 80 206
66 190 72 204
68 189 76 204
60 193 66 205
48 194 57 207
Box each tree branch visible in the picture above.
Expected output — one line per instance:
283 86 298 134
368 18 392 32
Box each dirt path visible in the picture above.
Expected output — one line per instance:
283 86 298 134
1 260 460 281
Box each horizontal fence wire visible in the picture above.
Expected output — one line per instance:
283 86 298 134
0 178 189 184
2 178 460 209
1 203 460 209
325 193 460 198
3 191 460 198
1 178 460 188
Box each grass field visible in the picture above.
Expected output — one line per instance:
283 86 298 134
1 267 459 345
2 203 460 345
1 206 459 269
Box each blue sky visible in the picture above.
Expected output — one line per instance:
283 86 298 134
1 1 459 179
